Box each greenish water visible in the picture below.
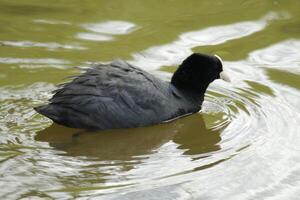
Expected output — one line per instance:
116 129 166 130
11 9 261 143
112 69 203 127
0 0 300 199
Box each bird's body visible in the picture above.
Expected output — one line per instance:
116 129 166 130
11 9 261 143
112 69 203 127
35 53 228 130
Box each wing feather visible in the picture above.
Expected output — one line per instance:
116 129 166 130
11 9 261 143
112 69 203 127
42 60 171 130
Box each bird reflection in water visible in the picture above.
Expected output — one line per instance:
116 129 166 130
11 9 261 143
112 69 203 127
35 113 224 162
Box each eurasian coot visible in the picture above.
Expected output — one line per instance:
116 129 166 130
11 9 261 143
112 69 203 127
35 53 230 130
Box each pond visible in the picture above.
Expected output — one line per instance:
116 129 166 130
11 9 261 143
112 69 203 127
0 0 300 199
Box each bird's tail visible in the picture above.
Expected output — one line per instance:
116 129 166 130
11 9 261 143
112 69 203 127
34 104 61 123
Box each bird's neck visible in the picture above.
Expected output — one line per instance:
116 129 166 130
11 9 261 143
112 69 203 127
170 82 207 104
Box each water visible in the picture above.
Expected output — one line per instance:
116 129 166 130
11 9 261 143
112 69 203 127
0 0 299 199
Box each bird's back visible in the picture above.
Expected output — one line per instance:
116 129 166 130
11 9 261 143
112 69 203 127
35 60 191 130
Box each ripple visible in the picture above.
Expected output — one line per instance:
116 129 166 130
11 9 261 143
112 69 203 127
82 21 138 35
33 19 71 25
0 57 71 69
77 20 138 42
76 33 114 41
248 39 300 73
130 12 286 70
0 40 86 50
0 57 70 65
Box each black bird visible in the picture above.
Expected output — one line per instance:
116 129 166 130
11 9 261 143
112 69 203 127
35 53 230 130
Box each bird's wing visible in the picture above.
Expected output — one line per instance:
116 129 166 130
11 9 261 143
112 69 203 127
41 60 171 130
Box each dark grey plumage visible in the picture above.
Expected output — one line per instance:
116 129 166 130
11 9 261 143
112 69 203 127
35 53 224 130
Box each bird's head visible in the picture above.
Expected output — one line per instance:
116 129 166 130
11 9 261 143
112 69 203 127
171 53 230 93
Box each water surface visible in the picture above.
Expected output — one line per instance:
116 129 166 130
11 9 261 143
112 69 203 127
0 0 300 199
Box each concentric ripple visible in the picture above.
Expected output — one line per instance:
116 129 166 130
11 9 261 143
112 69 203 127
2 50 300 199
